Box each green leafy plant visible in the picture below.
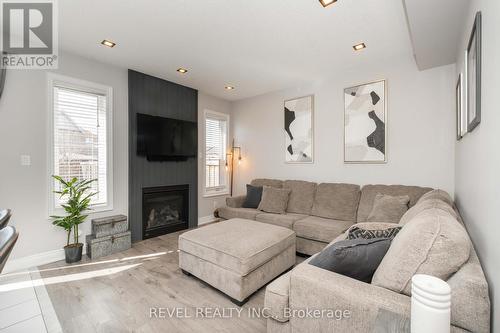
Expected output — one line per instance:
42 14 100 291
51 176 97 247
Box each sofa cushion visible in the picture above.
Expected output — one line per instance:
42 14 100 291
399 198 458 226
258 186 291 214
309 238 392 283
242 184 263 209
366 193 410 223
357 184 432 222
372 208 471 296
311 183 361 221
251 178 283 188
255 213 308 229
417 189 454 206
264 271 291 323
179 219 296 275
283 180 317 215
218 207 260 220
293 216 353 243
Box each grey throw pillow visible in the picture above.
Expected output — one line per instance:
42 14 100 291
242 184 263 209
367 193 410 223
309 238 392 283
257 186 291 214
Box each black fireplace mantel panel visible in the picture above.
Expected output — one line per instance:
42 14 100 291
128 70 198 242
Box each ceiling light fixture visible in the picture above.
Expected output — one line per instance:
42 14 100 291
177 68 188 74
319 0 337 7
225 86 235 90
101 39 116 48
353 43 366 51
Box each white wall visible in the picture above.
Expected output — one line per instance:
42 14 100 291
0 53 234 264
0 52 129 261
231 58 456 195
197 92 233 220
454 0 499 330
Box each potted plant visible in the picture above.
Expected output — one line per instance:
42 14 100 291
51 176 97 263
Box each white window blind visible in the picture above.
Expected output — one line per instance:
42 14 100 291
52 85 108 207
205 112 228 193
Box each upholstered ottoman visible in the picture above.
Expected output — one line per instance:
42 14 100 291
178 218 296 305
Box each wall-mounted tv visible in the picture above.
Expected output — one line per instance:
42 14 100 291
137 113 197 161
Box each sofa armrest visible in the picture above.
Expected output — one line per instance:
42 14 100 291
289 262 410 333
226 195 246 208
264 271 291 323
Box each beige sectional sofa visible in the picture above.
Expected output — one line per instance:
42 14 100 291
218 179 491 332
219 178 431 255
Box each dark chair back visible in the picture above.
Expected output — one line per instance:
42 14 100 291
0 209 11 229
0 226 18 274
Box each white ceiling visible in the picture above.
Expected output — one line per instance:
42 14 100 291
59 0 414 101
403 0 469 70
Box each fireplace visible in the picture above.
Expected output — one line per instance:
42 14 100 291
142 185 189 239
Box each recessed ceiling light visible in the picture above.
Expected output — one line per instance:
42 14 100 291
225 86 235 90
319 0 337 7
177 68 188 74
353 43 366 51
101 39 116 48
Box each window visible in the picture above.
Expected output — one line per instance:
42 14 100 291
48 74 113 212
204 110 229 196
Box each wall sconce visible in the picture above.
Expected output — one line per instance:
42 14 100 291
225 139 242 196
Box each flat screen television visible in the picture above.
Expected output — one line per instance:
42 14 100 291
137 113 197 161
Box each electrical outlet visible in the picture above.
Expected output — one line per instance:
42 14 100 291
20 155 31 166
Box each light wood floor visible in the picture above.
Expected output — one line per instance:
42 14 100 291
35 228 302 333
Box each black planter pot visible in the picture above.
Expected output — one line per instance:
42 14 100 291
64 243 83 263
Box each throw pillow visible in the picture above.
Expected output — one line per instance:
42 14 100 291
257 186 291 214
242 184 263 208
367 193 410 223
348 225 402 240
309 238 392 283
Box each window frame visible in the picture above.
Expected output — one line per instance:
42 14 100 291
47 73 114 216
203 109 230 198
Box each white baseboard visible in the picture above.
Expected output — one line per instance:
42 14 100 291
198 215 218 226
5 217 217 273
4 246 87 274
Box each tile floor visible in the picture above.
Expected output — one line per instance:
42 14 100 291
0 268 62 333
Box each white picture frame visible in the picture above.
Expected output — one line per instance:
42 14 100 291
344 79 387 163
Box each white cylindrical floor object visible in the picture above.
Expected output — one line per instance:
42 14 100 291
411 274 451 333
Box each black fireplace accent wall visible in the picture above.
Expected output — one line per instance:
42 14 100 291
142 185 189 239
129 70 198 241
